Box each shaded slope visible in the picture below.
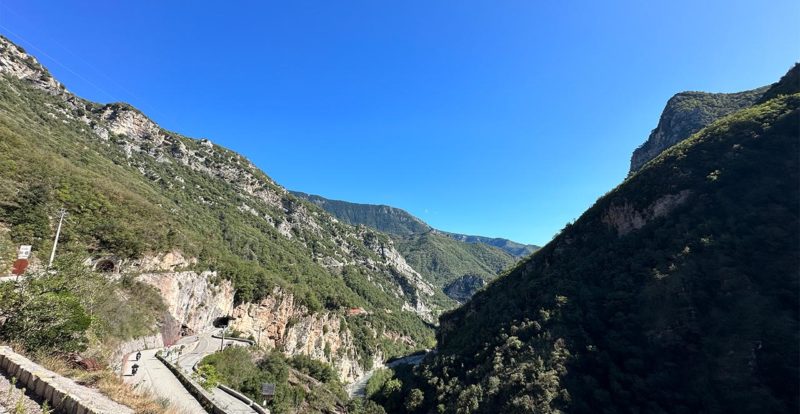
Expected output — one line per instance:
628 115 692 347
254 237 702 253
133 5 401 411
384 80 799 413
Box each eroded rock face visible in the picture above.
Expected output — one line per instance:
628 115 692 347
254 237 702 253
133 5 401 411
602 190 691 236
135 270 234 335
230 288 381 382
0 37 61 93
630 88 766 173
123 254 390 383
443 274 486 302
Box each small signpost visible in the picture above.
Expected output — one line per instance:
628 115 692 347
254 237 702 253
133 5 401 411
17 245 31 259
261 383 276 406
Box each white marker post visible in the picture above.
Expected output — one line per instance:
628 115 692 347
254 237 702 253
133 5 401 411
48 208 67 268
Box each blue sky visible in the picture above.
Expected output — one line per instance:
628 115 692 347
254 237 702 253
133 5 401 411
1 1 797 245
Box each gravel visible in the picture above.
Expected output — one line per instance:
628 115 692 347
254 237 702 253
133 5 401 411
0 372 44 414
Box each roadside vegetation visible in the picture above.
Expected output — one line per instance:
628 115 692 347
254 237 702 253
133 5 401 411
0 255 176 413
199 346 349 414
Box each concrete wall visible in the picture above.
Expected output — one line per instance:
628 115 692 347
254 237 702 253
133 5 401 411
0 346 134 414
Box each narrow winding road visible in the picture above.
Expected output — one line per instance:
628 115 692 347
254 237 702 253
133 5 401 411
124 330 258 414
347 352 431 398
123 348 206 414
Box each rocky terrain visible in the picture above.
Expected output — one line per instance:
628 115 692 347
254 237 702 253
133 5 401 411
629 86 768 173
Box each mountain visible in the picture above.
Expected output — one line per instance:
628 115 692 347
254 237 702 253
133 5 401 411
435 231 538 257
0 34 445 397
291 192 538 301
290 191 431 236
393 232 516 298
292 191 538 258
629 86 768 173
372 65 800 413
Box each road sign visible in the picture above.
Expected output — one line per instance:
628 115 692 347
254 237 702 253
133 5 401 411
12 259 28 275
261 383 275 405
17 245 31 259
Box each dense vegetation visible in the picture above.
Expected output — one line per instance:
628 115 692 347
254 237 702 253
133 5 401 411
376 68 799 413
393 232 514 290
0 255 165 358
291 192 538 259
436 231 538 257
199 346 349 414
292 192 432 236
0 36 433 368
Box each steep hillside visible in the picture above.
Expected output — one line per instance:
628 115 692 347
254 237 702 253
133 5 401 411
393 232 515 301
0 35 441 386
291 191 432 236
629 86 767 172
292 192 537 301
292 192 537 257
376 69 799 413
435 231 538 257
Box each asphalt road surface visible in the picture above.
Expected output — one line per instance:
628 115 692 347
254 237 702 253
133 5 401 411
123 348 206 414
125 331 257 414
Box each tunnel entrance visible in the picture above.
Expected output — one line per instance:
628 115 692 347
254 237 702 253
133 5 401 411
95 259 116 273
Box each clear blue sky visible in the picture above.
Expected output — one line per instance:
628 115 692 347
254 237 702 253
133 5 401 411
1 1 797 245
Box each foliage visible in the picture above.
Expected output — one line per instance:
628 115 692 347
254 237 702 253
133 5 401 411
382 79 800 412
200 347 348 414
289 354 337 384
394 232 516 290
292 192 431 236
193 364 222 391
0 255 165 355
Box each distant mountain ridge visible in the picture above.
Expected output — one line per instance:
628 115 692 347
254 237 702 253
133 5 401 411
291 191 538 257
290 191 431 236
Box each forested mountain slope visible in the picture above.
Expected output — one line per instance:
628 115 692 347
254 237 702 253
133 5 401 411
0 35 442 377
292 191 538 301
292 191 537 257
377 65 799 414
291 192 432 236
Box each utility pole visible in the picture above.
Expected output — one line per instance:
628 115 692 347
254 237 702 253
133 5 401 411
48 208 67 268
220 326 226 351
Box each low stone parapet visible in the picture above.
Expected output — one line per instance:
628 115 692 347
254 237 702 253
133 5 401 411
0 346 134 414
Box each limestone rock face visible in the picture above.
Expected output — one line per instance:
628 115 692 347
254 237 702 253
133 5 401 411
0 37 62 93
601 190 691 236
230 288 381 382
443 274 486 303
136 270 235 335
630 88 767 173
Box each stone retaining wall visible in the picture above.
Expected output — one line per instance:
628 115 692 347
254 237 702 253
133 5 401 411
0 346 133 414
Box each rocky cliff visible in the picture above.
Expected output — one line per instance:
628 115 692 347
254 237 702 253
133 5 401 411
230 288 384 383
629 87 767 173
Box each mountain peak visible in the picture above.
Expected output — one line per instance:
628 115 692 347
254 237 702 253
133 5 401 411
0 35 62 93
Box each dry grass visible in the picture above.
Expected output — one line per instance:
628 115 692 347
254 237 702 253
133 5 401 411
35 354 187 414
